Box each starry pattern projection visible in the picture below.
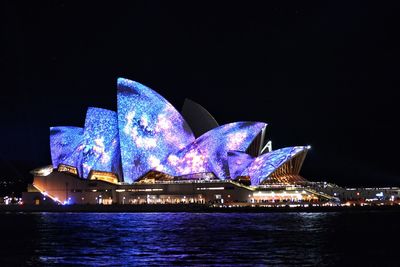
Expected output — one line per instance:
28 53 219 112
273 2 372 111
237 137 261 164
227 150 254 179
162 122 267 179
49 78 302 184
50 126 84 170
117 78 195 183
241 146 307 186
79 107 121 179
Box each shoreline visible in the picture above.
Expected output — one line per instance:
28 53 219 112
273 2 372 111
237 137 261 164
1 204 400 213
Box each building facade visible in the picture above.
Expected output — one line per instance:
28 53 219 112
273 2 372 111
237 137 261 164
25 78 321 205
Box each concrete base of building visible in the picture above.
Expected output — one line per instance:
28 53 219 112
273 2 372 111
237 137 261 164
24 171 334 206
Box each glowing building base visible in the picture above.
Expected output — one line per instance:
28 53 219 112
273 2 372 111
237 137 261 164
27 171 333 206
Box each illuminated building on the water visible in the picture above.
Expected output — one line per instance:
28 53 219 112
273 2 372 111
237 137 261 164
25 78 330 205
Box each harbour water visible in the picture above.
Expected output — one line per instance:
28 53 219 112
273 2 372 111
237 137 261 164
0 211 398 266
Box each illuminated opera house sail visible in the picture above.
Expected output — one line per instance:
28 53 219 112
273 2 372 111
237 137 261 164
28 77 318 205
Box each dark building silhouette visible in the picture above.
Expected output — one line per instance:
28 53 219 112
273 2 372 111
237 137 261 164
181 98 219 138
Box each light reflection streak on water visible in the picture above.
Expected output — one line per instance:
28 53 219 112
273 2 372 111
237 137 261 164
0 211 399 266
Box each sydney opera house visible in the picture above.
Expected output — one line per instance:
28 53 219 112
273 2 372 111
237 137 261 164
26 78 331 205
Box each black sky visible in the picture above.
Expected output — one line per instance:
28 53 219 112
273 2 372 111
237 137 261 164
1 1 400 187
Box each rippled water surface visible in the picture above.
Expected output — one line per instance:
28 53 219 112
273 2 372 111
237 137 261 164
0 211 399 266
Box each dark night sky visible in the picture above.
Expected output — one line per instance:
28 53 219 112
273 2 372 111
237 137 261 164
1 1 400 187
